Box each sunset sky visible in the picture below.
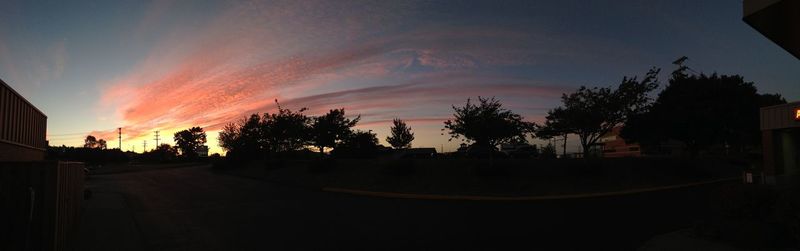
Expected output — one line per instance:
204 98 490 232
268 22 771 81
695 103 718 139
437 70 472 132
1 0 798 154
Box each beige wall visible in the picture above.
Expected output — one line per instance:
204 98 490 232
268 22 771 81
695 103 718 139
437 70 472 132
760 101 800 131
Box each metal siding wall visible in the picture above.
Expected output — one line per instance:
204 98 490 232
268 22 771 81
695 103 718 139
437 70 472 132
38 114 45 148
4 88 8 140
43 115 47 148
3 88 7 140
0 86 5 140
16 97 21 143
7 90 11 140
23 104 28 146
16 95 20 143
18 97 22 143
0 82 47 149
24 106 28 145
13 96 18 142
28 107 33 146
36 114 41 148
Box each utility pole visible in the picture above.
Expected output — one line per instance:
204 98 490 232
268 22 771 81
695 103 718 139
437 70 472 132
143 140 147 152
154 131 160 147
118 127 122 150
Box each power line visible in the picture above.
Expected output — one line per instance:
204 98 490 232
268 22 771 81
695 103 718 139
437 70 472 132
118 128 122 150
143 140 147 152
154 131 160 147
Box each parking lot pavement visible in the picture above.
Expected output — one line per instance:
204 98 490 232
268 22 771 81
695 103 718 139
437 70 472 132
77 164 735 250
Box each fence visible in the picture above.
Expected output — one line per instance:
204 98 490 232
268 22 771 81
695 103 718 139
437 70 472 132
1 161 85 251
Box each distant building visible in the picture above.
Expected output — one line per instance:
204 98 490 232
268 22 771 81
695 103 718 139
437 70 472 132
0 78 47 161
595 126 684 158
598 126 641 158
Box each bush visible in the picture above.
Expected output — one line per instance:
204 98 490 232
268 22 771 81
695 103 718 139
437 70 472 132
46 146 129 165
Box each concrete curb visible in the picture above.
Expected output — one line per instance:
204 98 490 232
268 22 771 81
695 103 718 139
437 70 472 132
322 177 741 201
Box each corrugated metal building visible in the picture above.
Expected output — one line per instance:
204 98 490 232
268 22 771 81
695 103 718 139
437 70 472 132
0 78 47 161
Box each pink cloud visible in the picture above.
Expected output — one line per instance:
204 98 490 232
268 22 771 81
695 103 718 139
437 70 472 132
97 1 579 148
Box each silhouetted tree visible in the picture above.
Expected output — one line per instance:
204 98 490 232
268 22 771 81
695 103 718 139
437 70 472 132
622 63 786 155
550 68 659 156
443 97 536 151
219 114 263 160
83 135 100 148
262 100 311 154
334 130 380 158
540 142 557 159
140 144 178 163
386 118 414 149
310 109 360 155
218 101 312 161
341 130 379 148
174 127 207 158
537 107 572 156
219 122 242 153
47 145 128 164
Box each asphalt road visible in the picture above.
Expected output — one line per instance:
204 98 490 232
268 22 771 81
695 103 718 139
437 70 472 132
77 164 733 250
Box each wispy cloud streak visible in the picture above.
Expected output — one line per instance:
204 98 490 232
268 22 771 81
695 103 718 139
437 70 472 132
98 1 585 151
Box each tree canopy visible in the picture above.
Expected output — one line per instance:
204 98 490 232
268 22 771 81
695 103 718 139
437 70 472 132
84 135 107 149
386 118 414 149
537 107 572 156
443 97 535 150
546 68 660 156
622 64 786 155
309 108 360 154
333 130 380 158
262 100 311 153
174 127 207 158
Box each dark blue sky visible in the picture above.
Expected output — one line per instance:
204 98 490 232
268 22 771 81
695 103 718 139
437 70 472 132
0 0 797 153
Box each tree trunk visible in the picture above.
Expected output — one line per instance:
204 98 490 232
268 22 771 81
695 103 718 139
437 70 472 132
562 134 568 157
582 143 591 159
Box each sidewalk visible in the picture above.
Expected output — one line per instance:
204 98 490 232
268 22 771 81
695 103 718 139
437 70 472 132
77 190 145 251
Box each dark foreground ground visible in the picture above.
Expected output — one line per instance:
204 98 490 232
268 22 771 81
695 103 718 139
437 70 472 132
77 164 738 250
